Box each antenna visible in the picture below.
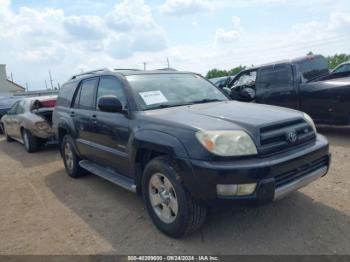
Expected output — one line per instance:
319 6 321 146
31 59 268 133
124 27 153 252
49 70 54 89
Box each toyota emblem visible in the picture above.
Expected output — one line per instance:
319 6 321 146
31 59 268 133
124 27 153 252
286 130 297 143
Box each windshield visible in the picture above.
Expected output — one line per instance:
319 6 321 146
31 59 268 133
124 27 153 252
126 74 228 110
297 56 329 81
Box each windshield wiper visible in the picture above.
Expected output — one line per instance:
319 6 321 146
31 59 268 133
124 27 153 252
144 103 193 111
190 99 225 104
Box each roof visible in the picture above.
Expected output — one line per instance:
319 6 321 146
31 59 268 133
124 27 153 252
245 54 326 71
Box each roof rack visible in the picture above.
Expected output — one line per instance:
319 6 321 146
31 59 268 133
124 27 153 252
70 68 142 80
70 68 112 80
113 68 142 71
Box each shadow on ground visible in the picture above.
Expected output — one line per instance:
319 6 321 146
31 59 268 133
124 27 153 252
45 168 350 254
0 137 60 168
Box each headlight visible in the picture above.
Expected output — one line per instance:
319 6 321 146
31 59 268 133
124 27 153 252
195 130 257 156
303 113 317 133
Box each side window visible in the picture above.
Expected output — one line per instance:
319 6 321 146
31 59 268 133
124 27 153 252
57 83 77 107
259 65 292 88
15 100 26 114
8 101 19 115
96 77 127 110
74 78 98 110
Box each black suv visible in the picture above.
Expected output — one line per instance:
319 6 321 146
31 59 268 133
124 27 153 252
53 69 330 238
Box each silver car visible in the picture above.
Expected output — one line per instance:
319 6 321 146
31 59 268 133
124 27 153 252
1 96 57 152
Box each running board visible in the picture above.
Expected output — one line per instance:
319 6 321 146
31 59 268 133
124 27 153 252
79 160 137 193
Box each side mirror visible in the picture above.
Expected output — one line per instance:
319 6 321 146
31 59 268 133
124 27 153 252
98 96 124 113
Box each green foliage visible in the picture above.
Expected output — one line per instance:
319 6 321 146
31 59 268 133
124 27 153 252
327 53 350 69
206 65 246 79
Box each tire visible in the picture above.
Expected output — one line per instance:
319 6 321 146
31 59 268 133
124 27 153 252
61 135 85 178
142 156 207 238
22 129 39 153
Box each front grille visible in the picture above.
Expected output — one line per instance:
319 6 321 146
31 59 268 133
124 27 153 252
275 156 328 188
259 119 316 155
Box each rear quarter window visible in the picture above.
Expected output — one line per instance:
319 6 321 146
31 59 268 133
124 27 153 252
56 82 77 107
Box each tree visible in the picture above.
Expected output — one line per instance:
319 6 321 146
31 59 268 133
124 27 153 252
206 66 246 79
327 53 350 69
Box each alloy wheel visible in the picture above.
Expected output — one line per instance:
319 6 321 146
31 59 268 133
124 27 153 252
148 173 178 224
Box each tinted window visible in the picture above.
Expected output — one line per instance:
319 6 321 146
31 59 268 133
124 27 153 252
259 65 292 88
297 56 329 81
57 82 77 107
97 77 127 109
74 78 97 110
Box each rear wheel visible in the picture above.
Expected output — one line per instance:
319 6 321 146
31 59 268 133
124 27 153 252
61 135 85 178
142 156 207 238
22 129 39 153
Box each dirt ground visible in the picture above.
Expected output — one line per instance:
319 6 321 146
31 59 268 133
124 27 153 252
0 127 349 255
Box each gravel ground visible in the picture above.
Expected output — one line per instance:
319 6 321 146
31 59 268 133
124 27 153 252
0 127 349 255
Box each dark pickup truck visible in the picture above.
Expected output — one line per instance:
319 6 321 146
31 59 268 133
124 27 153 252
224 55 350 125
53 69 330 238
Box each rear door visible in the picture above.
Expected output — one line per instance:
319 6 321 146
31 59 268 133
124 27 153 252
256 65 298 109
71 77 99 160
91 76 131 176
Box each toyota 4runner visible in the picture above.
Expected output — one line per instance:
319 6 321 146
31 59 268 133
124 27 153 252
52 69 330 238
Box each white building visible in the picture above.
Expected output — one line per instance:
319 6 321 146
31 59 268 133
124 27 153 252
0 64 25 95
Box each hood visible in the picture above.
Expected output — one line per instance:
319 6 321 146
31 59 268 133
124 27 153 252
143 101 304 134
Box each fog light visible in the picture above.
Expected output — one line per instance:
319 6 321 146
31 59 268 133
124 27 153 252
217 183 257 196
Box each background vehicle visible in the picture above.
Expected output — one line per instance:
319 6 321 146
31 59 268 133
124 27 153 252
0 96 24 133
1 96 57 152
209 75 235 89
53 69 330 238
225 55 350 125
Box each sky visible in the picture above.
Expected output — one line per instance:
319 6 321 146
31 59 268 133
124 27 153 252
0 0 350 90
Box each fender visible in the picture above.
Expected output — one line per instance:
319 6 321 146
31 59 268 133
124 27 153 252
129 129 192 192
56 117 81 157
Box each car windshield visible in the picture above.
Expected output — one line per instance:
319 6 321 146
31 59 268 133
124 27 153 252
297 56 329 81
126 73 228 110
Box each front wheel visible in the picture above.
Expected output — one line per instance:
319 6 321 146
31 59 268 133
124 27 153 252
142 156 207 238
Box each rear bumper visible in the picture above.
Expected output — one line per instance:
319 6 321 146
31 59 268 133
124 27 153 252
182 134 330 205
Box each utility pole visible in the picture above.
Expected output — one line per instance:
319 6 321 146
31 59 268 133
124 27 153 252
25 83 29 92
10 72 14 82
48 70 54 89
143 62 147 70
167 57 170 68
45 80 48 90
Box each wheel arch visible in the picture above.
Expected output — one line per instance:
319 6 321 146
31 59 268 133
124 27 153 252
130 130 191 194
